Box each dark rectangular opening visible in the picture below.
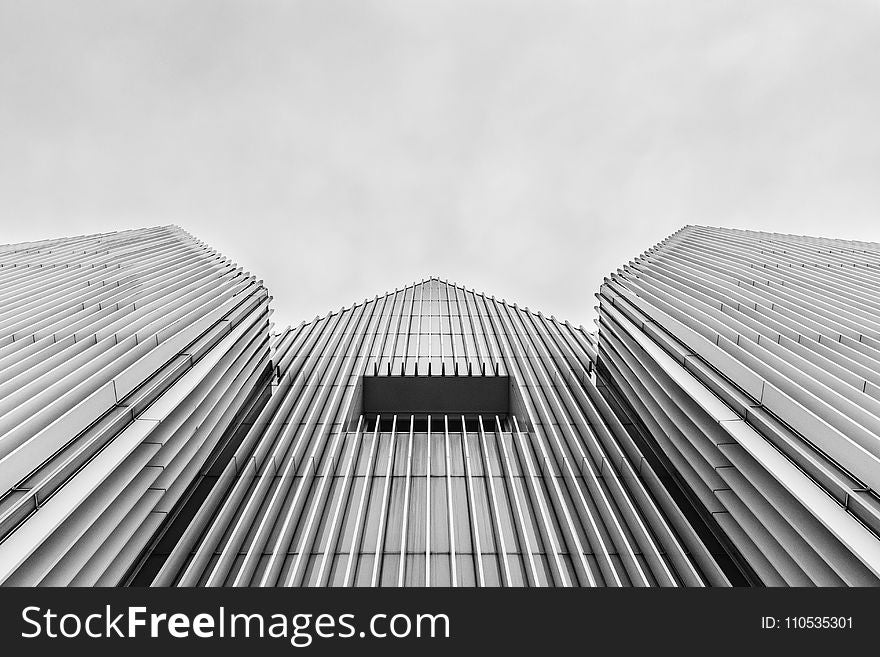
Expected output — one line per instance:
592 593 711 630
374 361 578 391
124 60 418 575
362 374 510 416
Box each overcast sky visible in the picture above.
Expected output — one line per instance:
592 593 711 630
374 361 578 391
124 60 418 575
1 1 879 329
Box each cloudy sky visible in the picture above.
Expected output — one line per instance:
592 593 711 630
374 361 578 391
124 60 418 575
1 1 879 329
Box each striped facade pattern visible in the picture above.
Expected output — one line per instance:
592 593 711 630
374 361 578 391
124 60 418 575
596 225 880 585
138 279 731 587
3 224 880 587
0 226 272 586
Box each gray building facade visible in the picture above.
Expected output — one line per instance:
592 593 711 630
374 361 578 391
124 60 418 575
0 225 878 586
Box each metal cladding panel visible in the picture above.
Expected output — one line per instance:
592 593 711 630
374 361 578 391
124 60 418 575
144 278 731 587
0 226 272 586
597 225 880 586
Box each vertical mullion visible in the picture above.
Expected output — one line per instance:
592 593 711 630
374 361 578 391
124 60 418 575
227 308 358 586
461 414 485 586
505 305 626 586
280 295 392 587
396 418 415 587
404 284 417 375
426 414 432 587
342 415 383 585
477 415 512 586
374 290 402 375
495 414 542 586
313 415 364 585
370 415 398 586
415 281 423 373
452 285 469 365
487 298 597 586
445 415 457 587
510 415 574 587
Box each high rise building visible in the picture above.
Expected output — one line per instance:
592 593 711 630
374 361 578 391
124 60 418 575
596 225 880 585
0 224 878 586
0 226 272 586
129 278 732 587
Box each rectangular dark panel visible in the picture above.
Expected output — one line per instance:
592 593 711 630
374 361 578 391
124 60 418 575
361 375 510 415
